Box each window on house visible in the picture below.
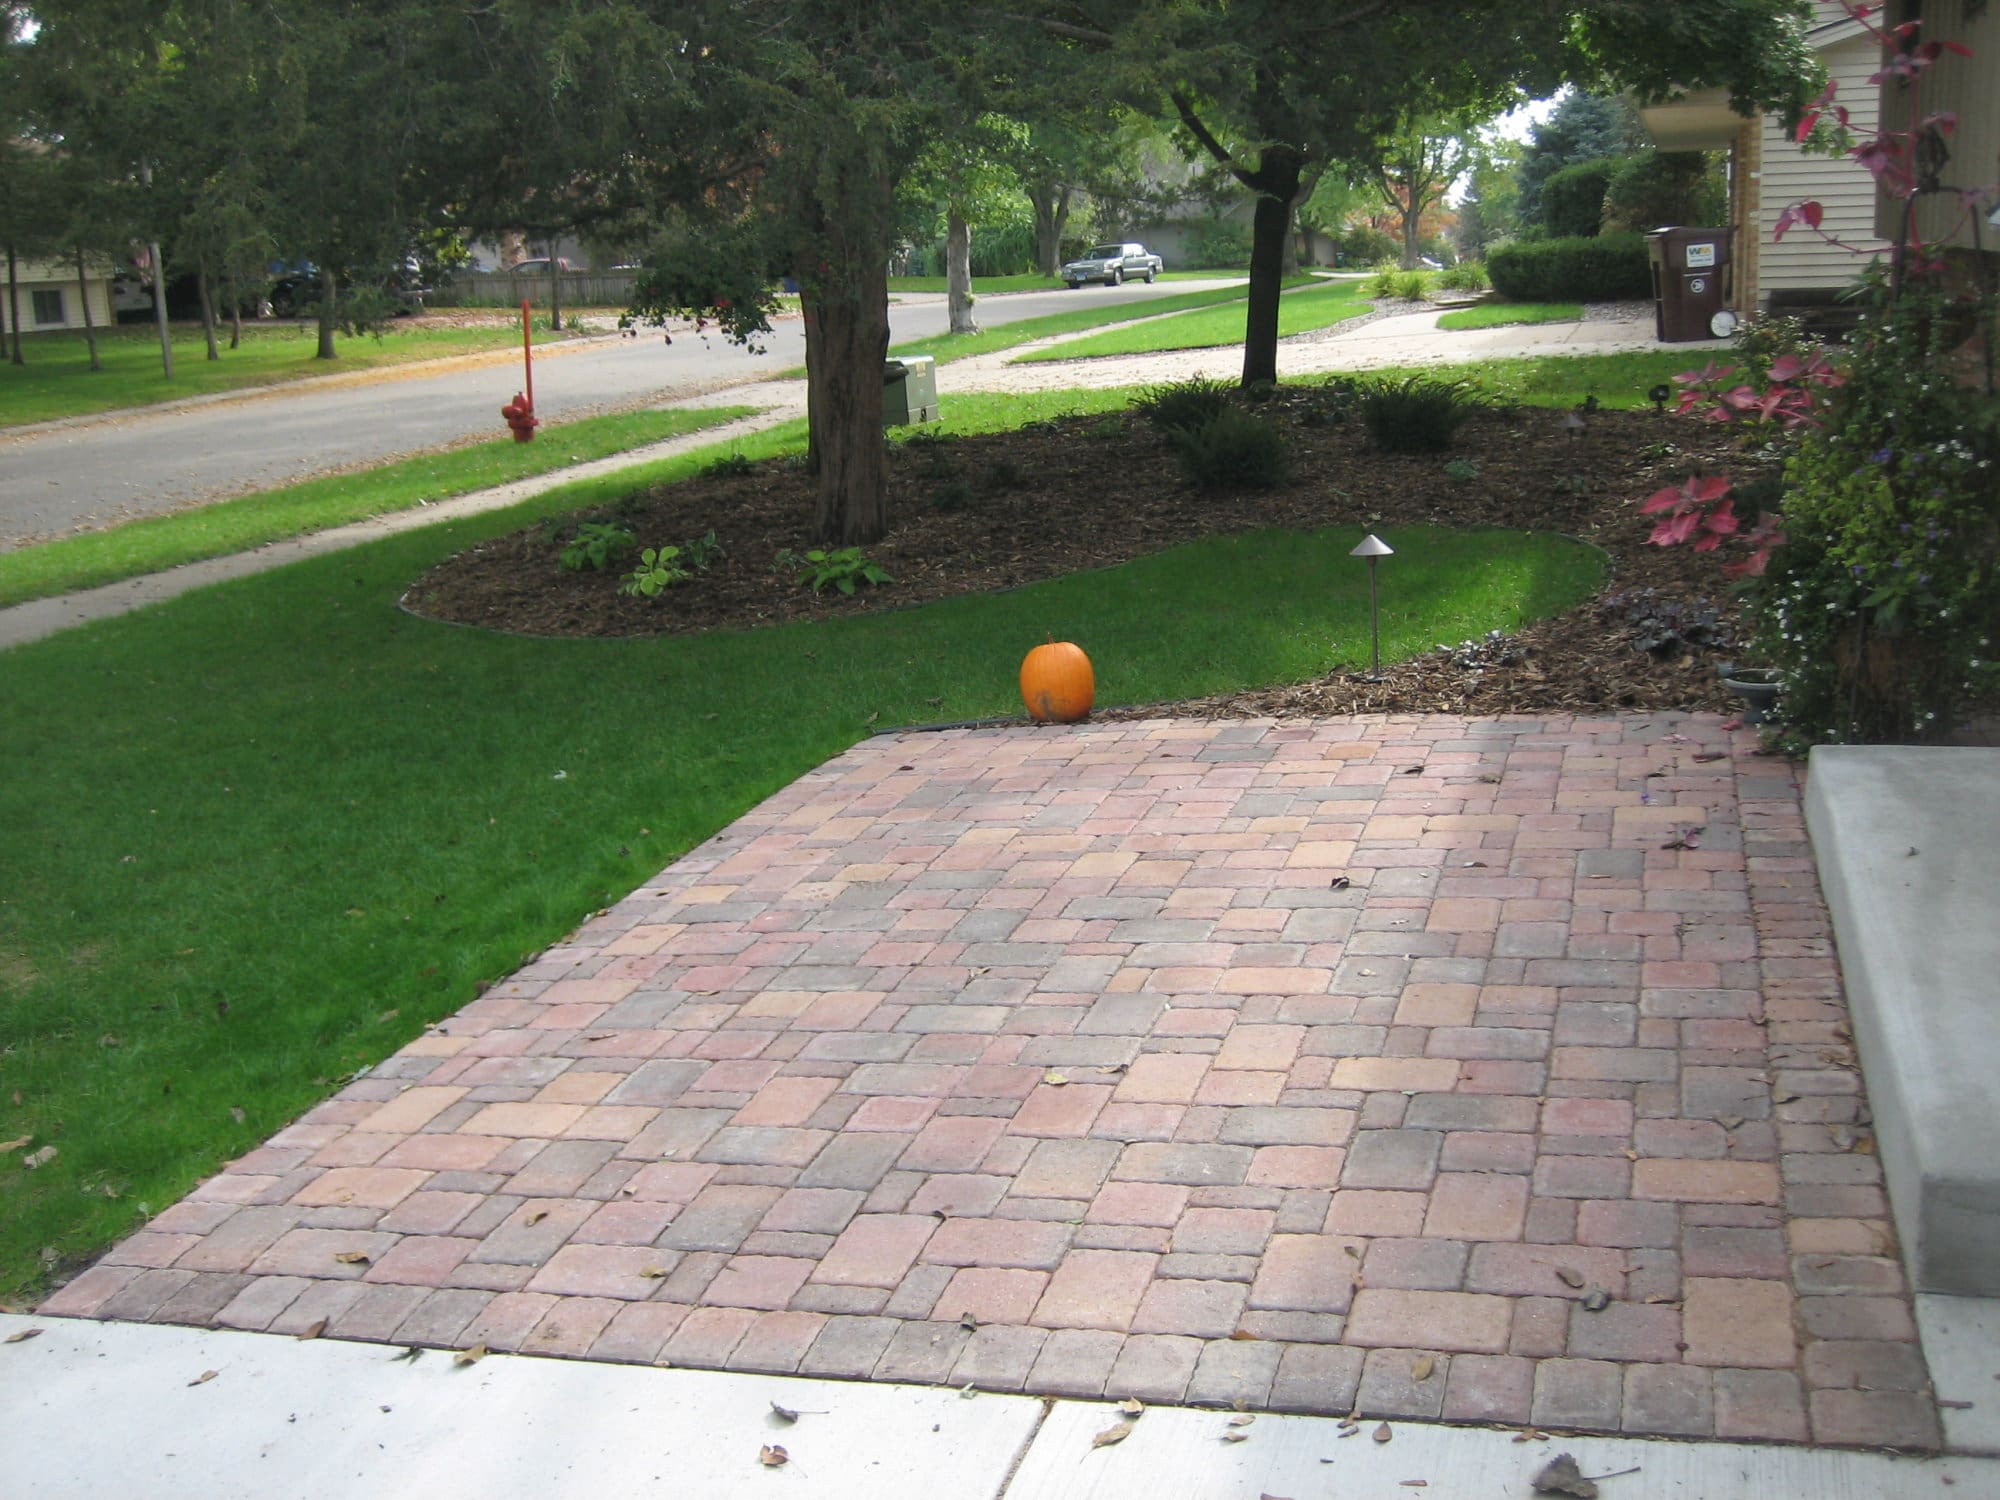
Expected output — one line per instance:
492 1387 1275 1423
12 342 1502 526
31 289 65 325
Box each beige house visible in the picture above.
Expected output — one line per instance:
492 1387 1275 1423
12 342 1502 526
0 256 115 337
1639 0 1891 318
1872 0 1998 254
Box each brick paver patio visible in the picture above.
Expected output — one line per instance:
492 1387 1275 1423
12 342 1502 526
42 715 1940 1449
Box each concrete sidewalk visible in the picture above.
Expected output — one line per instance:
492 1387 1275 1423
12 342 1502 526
6 1313 1992 1498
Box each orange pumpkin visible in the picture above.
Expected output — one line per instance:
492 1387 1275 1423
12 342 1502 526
1020 640 1094 723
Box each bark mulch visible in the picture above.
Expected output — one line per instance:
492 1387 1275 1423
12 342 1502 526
401 392 1764 718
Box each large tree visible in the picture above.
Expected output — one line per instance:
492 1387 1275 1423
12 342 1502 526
1084 0 1819 387
1361 118 1487 270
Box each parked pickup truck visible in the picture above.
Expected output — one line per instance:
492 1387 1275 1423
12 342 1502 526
1060 243 1164 288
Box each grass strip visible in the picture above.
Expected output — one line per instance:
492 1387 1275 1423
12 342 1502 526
888 277 1309 367
0 406 757 610
1343 349 1708 409
1015 279 1368 363
1435 302 1584 331
887 270 1240 295
0 390 1601 1297
1 321 588 429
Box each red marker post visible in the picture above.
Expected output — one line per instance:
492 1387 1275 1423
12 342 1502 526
500 299 539 441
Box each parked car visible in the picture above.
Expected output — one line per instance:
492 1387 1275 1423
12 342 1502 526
109 273 153 322
508 257 582 275
1061 243 1164 288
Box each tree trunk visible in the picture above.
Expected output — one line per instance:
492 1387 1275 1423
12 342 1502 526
316 265 338 359
5 243 21 365
945 209 978 334
1029 182 1071 277
1241 147 1303 388
1402 202 1421 271
197 257 220 361
76 250 101 371
802 254 891 545
227 270 242 349
148 239 173 379
547 246 564 333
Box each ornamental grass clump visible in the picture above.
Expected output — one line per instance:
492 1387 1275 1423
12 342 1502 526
1169 407 1290 491
1133 376 1237 434
1356 374 1490 453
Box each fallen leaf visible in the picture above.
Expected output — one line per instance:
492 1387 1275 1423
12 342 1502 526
453 1343 488 1366
1043 1071 1070 1087
1116 1399 1144 1417
959 1313 978 1332
525 1210 549 1226
1401 1484 1430 1490
959 1384 978 1399
188 1370 218 1387
0 1135 31 1153
1228 1414 1255 1428
1373 1423 1392 1443
1939 1398 1975 1410
1229 1329 1259 1340
1555 1268 1585 1289
1402 765 1423 775
759 1444 789 1467
641 1266 671 1279
5 1328 43 1344
1530 1454 1599 1498
23 1145 57 1169
770 1401 800 1424
1221 1430 1250 1443
296 1319 328 1341
333 1252 371 1265
1092 1423 1132 1449
1410 1355 1435 1382
390 1347 423 1363
1581 1287 1611 1312
229 1107 246 1125
1329 875 1351 890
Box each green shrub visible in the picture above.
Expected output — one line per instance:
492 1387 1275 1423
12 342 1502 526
558 521 636 572
1602 150 1726 233
1184 214 1253 269
1133 376 1236 434
1394 271 1431 302
1356 374 1490 453
1438 262 1489 293
780 546 894 595
1333 225 1399 266
1540 156 1629 238
1169 408 1290 490
1364 268 1400 298
1487 234 1650 302
618 545 690 597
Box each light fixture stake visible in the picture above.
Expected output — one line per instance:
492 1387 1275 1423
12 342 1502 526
1350 533 1395 679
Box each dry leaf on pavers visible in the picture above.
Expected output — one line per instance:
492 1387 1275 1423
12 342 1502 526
23 1146 57 1169
1554 1268 1585 1289
1043 1071 1070 1086
1329 876 1351 890
1410 1356 1435 1382
1692 752 1728 763
1373 1423 1393 1443
759 1444 790 1467
1228 1415 1255 1429
1229 1329 1260 1340
1530 1455 1597 1497
1401 1483 1430 1489
188 1370 218 1387
525 1210 549 1226
5 1328 43 1344
296 1319 328 1341
0 1135 31 1153
1402 765 1424 775
960 1314 978 1332
1117 1399 1145 1418
1581 1288 1612 1312
333 1252 371 1265
642 1267 672 1279
1092 1423 1133 1449
453 1343 488 1367
1222 1430 1251 1444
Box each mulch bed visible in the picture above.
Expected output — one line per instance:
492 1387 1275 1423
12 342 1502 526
401 391 1767 718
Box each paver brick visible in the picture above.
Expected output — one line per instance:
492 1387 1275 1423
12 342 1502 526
1033 1250 1158 1331
1107 1333 1201 1402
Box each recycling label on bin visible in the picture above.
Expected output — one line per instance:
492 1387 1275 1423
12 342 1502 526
1685 242 1717 268
1689 276 1708 294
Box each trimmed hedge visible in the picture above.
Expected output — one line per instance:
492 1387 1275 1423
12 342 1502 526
1541 155 1629 239
1487 233 1651 302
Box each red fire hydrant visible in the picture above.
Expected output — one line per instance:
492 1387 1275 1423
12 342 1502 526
501 392 538 442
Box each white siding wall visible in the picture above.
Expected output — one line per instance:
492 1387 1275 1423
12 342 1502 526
0 258 115 335
1757 31 1889 298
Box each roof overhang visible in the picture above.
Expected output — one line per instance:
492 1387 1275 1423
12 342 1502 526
1637 87 1751 150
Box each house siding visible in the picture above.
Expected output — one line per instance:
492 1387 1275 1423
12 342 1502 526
1874 0 1999 250
1757 31 1888 300
0 257 114 335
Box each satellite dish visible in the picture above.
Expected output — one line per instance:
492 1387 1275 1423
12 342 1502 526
1710 310 1740 338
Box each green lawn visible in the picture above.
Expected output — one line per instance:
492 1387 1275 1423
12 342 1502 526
1435 302 1584 331
1350 349 1707 409
0 406 757 611
0 389 1603 1298
887 278 1309 368
2 320 585 428
1016 279 1368 362
888 270 1244 294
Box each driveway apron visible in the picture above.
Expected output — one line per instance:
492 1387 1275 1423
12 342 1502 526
41 714 1937 1450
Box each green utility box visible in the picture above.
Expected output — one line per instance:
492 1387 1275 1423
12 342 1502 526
883 355 940 426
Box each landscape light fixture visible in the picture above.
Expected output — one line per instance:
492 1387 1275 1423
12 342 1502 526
1350 532 1394 679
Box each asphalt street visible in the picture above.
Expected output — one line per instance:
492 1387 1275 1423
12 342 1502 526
0 280 1240 549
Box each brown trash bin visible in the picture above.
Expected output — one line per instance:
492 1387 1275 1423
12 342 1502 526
1647 228 1732 342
